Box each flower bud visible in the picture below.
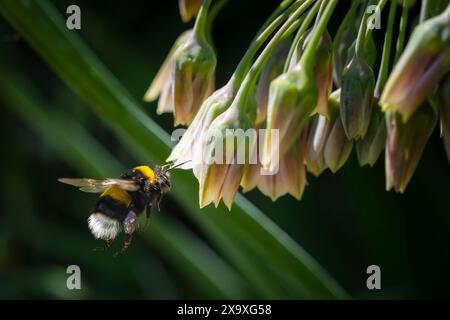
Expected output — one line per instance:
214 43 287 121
344 34 378 70
262 67 318 172
179 0 202 22
324 90 353 173
385 105 438 193
356 100 387 167
333 2 359 87
172 32 216 125
340 55 375 140
303 115 329 177
380 6 450 122
438 73 450 163
144 30 192 114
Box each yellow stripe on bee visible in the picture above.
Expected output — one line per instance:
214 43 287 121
101 185 132 206
134 165 157 182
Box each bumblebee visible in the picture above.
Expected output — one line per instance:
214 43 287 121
58 162 184 256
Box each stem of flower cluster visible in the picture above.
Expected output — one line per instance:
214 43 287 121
206 0 230 44
394 1 409 63
420 0 430 23
298 0 339 75
375 0 397 97
232 0 305 86
193 0 212 42
283 0 321 72
233 0 317 111
355 0 388 58
313 0 326 29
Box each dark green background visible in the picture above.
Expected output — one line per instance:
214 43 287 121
0 0 449 299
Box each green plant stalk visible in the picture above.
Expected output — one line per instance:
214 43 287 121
364 0 389 40
374 0 397 97
233 0 305 85
394 1 409 63
0 0 348 299
356 0 388 57
334 0 360 43
299 0 339 75
206 0 229 39
193 0 212 42
234 0 316 111
284 0 321 72
420 0 430 23
313 0 326 28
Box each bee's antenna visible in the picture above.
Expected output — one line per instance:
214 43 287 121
164 160 191 172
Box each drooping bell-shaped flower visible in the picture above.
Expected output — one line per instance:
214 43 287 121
144 30 192 114
438 73 450 164
262 66 318 172
288 29 333 117
171 1 216 125
168 80 236 174
323 90 353 173
385 105 438 193
380 5 450 122
257 137 307 201
340 54 375 140
356 100 387 167
198 95 256 210
178 0 202 22
303 114 329 177
324 115 354 174
241 124 307 201
172 32 216 126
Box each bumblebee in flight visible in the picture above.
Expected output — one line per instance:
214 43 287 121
58 162 185 256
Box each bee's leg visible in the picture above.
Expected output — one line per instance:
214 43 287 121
153 193 163 212
94 238 114 252
114 211 138 257
113 234 133 258
142 205 152 232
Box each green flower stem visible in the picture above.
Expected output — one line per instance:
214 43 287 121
313 0 326 28
284 0 321 72
206 0 230 45
233 0 305 85
355 0 388 58
234 0 317 111
365 0 388 39
207 0 229 30
336 0 360 38
193 0 212 42
420 0 430 23
298 0 339 75
375 0 397 97
281 16 304 40
394 1 410 63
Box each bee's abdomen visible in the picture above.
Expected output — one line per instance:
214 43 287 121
93 195 129 221
88 195 129 240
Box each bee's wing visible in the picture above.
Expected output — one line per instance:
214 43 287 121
58 178 140 193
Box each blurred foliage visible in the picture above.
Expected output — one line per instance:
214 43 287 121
0 0 449 299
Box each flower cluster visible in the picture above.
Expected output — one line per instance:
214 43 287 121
145 0 450 209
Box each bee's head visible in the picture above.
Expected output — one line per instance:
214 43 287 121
155 167 171 193
155 161 190 193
